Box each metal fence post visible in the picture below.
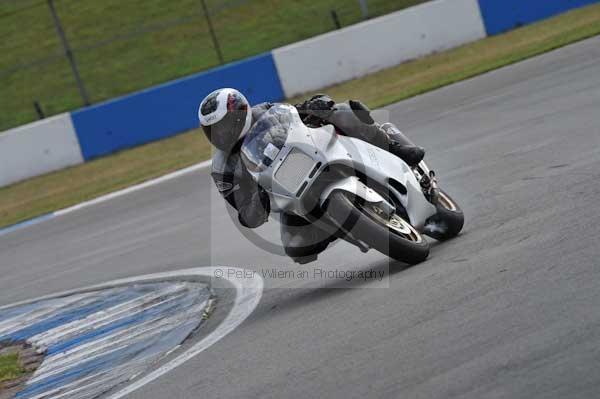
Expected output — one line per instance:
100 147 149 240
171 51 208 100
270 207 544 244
47 0 90 106
330 10 342 29
200 0 224 65
33 101 46 119
358 0 369 19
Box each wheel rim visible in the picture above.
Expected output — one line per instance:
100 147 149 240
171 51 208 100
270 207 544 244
437 191 458 211
361 203 424 243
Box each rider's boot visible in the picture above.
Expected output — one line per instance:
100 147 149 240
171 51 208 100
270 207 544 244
388 141 425 167
379 123 425 167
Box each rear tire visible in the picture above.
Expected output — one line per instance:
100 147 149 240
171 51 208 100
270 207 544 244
326 191 430 265
424 189 464 241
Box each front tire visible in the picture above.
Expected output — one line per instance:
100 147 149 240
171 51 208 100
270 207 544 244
326 191 430 265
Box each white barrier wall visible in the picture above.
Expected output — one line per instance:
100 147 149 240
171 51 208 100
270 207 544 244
0 114 84 187
272 0 486 97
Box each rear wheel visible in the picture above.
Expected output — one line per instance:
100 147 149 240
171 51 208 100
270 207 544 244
326 191 430 264
424 189 464 240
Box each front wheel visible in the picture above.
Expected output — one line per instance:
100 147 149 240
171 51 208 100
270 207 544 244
326 191 430 265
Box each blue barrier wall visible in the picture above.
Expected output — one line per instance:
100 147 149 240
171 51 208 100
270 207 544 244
71 53 283 160
478 0 600 35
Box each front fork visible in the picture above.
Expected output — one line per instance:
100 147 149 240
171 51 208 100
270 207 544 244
414 161 440 205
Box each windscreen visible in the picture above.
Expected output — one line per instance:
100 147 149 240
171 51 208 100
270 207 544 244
241 105 295 172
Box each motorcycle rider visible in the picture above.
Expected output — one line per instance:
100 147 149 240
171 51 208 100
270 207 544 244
198 88 426 263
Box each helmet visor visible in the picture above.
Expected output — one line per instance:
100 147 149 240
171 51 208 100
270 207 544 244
202 108 249 152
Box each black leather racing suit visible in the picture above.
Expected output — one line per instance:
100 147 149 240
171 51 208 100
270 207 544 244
211 96 419 263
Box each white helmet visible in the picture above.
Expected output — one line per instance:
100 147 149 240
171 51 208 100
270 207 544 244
198 88 252 152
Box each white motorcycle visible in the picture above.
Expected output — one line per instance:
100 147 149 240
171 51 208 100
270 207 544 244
241 104 463 264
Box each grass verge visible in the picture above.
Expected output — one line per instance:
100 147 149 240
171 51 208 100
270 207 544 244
1 3 600 229
0 353 25 383
0 130 211 228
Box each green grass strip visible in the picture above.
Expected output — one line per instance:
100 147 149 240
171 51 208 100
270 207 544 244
0 353 25 383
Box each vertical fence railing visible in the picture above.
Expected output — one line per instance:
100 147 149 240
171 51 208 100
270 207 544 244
47 0 90 106
1 0 407 130
200 0 224 65
358 0 369 19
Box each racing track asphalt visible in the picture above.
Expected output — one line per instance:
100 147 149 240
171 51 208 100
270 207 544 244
1 36 600 399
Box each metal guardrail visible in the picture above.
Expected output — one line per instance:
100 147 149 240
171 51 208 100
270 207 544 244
0 0 428 131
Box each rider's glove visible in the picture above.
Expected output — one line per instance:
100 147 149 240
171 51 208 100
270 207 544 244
296 94 336 120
